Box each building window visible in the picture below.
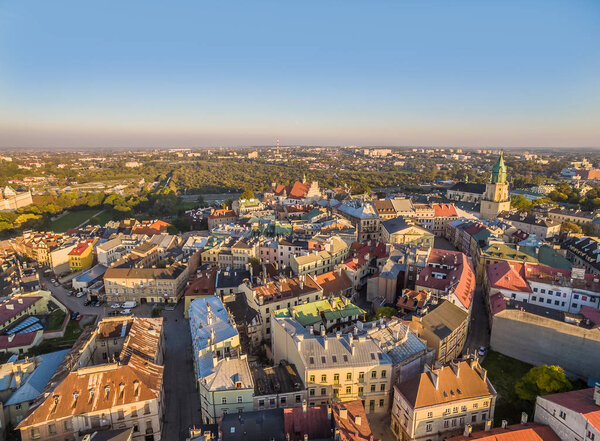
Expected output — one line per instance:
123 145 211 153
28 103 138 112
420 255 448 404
381 370 387 378
118 410 124 420
370 384 376 392
259 399 265 407
427 411 433 418
321 375 327 383
473 403 478 409
379 399 384 407
371 371 377 379
346 373 352 381
559 411 566 420
321 388 326 396
31 428 40 439
359 372 364 382
426 423 432 432
48 424 56 434
238 396 242 403
380 384 386 392
296 395 301 403
472 415 477 422
222 397 227 404
310 375 315 383
281 397 286 405
483 401 489 407
358 387 364 395
310 389 315 396
346 386 352 394
444 420 449 428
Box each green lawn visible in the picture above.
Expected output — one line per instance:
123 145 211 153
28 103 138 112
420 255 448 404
84 210 113 227
177 200 201 211
27 320 86 356
482 351 534 425
50 209 103 232
47 310 66 331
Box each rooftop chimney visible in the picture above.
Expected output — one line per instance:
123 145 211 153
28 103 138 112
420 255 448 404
339 408 348 419
354 415 361 426
302 400 307 413
501 420 508 429
521 412 528 425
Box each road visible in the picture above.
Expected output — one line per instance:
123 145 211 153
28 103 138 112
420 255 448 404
464 286 491 357
160 302 203 441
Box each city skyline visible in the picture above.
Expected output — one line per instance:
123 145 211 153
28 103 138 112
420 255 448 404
1 0 599 148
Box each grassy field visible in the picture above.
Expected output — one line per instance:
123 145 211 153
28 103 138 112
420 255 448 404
47 310 66 330
482 351 534 425
84 210 113 227
50 208 102 232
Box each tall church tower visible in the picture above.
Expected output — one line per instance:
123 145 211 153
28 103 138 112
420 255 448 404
480 153 511 219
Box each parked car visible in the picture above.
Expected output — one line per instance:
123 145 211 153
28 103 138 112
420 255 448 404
76 292 85 298
111 303 121 309
70 311 79 320
53 282 60 287
75 313 82 321
478 346 487 357
83 299 91 306
67 291 74 296
120 309 132 315
50 278 56 283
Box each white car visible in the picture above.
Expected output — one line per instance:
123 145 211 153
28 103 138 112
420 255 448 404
111 303 121 309
478 346 487 357
76 292 85 298
120 309 132 315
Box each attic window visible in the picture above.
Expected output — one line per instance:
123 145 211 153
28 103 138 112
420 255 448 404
377 353 383 360
343 355 348 362
105 385 110 400
332 356 337 363
321 356 326 363
236 382 243 389
370 353 376 360
309 357 314 364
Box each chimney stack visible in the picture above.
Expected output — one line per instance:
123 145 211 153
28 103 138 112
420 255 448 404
354 415 361 426
302 400 307 413
484 420 492 432
521 412 528 425
501 420 508 429
339 408 347 419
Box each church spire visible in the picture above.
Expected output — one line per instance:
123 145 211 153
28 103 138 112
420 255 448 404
490 152 507 184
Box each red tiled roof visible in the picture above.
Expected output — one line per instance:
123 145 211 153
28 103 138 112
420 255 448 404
315 270 353 297
131 220 169 235
333 400 378 441
417 252 475 309
283 405 331 441
185 267 217 297
288 181 310 199
0 331 38 350
445 423 560 441
486 261 531 293
543 388 600 431
489 292 507 315
0 296 41 325
432 203 458 217
207 209 237 220
580 306 600 328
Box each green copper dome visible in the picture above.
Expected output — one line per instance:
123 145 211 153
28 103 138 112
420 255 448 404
490 153 507 184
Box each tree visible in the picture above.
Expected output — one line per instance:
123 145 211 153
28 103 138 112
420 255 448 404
561 221 582 234
240 189 255 200
515 365 572 402
89 216 100 225
374 307 396 320
511 195 532 212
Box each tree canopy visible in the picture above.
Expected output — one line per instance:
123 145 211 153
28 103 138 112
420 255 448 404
514 365 572 402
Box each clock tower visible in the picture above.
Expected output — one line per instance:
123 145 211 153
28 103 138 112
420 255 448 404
480 153 511 219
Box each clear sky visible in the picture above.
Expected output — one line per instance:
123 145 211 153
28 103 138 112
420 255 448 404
1 0 599 148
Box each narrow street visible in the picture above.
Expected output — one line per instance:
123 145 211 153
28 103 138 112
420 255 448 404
160 302 203 441
464 286 491 357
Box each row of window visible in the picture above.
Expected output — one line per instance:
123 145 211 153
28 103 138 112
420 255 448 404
308 370 387 383
424 412 488 432
309 383 386 396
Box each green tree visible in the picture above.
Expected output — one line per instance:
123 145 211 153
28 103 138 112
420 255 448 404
515 365 572 402
511 195 532 212
560 221 582 234
240 189 255 200
374 307 396 320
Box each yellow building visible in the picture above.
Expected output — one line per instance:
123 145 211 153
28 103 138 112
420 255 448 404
391 360 497 441
272 315 392 414
68 239 97 271
381 217 435 248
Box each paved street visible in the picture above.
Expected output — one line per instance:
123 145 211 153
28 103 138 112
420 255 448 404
160 302 203 441
464 286 490 357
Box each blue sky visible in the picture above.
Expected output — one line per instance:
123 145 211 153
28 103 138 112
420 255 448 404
1 0 599 148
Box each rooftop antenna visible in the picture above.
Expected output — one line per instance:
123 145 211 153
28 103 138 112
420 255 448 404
276 137 280 153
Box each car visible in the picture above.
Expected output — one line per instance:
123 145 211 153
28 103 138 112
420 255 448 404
76 292 85 298
75 314 82 321
70 311 79 320
120 309 132 315
478 346 487 357
53 282 60 287
111 303 121 309
67 291 74 296
93 301 101 307
50 278 56 283
83 299 91 306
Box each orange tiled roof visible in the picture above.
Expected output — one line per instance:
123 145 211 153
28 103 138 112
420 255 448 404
445 423 560 441
333 400 378 441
